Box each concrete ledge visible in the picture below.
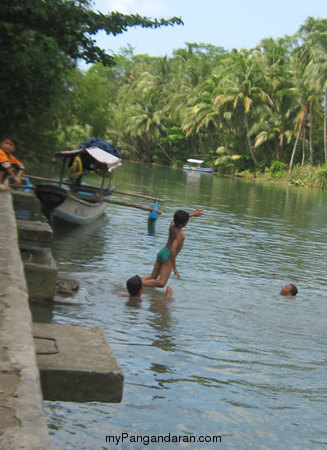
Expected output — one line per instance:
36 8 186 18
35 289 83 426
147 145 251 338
33 323 124 403
0 192 50 448
17 220 53 244
21 245 58 302
11 189 38 204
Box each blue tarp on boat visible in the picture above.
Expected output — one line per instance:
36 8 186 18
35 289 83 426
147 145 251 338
80 137 121 158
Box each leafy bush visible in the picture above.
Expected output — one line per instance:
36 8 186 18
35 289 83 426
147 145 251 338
236 169 257 179
215 154 243 174
57 123 92 151
269 160 287 176
317 164 327 188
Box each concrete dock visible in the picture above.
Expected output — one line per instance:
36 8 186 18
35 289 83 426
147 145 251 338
0 191 51 448
33 323 123 403
1 190 124 448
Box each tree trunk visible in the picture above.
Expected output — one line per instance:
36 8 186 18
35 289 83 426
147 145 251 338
158 144 172 161
289 104 307 174
324 87 327 162
244 114 257 166
309 99 313 165
301 127 305 166
278 125 285 161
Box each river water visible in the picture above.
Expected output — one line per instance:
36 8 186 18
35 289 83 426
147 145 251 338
32 162 327 449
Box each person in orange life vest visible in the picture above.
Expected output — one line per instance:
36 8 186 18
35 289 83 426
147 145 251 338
0 135 24 190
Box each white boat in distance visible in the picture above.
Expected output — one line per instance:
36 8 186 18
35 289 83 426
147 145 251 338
183 158 216 173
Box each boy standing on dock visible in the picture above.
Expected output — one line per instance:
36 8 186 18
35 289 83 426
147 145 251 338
141 207 203 288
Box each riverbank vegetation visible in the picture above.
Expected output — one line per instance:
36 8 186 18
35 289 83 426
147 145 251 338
1 2 326 187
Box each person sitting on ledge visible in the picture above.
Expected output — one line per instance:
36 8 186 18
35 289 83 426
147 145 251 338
126 275 173 301
0 135 24 190
280 283 298 296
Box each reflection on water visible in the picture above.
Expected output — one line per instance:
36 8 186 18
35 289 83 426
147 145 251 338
51 214 110 270
32 163 327 449
147 217 156 236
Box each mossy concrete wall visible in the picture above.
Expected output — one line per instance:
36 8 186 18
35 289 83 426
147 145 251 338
0 192 50 449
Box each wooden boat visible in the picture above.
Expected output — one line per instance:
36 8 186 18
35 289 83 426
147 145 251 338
183 158 216 173
35 183 109 224
32 139 163 225
35 144 121 224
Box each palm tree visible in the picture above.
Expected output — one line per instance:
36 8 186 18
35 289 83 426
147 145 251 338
181 76 222 147
126 101 164 161
164 46 223 159
302 21 327 161
288 102 308 173
251 105 293 161
252 37 297 161
291 17 327 167
111 54 172 162
214 49 273 166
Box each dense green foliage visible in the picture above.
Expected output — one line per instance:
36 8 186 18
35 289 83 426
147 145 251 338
70 19 327 175
0 0 182 160
1 1 326 178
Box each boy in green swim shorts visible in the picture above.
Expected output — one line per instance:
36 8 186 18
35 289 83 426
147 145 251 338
142 207 203 288
156 246 171 264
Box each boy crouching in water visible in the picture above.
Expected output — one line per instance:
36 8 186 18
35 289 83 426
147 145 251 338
141 207 203 288
126 275 173 301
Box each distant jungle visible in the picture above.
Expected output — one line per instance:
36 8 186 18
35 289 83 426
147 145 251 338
1 1 327 185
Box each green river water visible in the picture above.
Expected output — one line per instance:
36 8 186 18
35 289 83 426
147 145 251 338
30 162 327 449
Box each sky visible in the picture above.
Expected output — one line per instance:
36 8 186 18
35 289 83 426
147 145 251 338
90 0 326 59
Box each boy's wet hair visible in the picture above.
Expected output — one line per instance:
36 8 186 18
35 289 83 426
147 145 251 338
288 284 298 295
126 275 142 296
1 135 18 146
174 210 189 226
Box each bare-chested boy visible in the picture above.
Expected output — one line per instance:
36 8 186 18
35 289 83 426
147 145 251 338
141 208 203 288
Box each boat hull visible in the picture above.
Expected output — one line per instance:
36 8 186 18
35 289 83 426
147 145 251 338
35 184 107 225
52 194 106 224
183 165 216 173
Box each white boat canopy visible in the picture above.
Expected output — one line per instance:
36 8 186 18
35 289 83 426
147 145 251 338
54 146 122 172
186 158 204 164
86 147 122 172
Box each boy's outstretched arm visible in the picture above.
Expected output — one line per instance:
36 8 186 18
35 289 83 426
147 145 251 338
170 232 184 279
171 245 180 279
189 207 203 217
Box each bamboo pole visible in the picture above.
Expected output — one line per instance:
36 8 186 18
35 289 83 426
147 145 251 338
103 197 162 214
24 174 164 202
14 179 162 214
112 189 164 202
10 183 36 190
24 174 71 185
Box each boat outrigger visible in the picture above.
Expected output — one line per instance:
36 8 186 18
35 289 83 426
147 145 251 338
183 158 216 173
31 139 162 225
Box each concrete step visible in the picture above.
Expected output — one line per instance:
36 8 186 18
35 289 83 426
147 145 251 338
20 245 58 302
17 220 53 244
33 323 124 403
